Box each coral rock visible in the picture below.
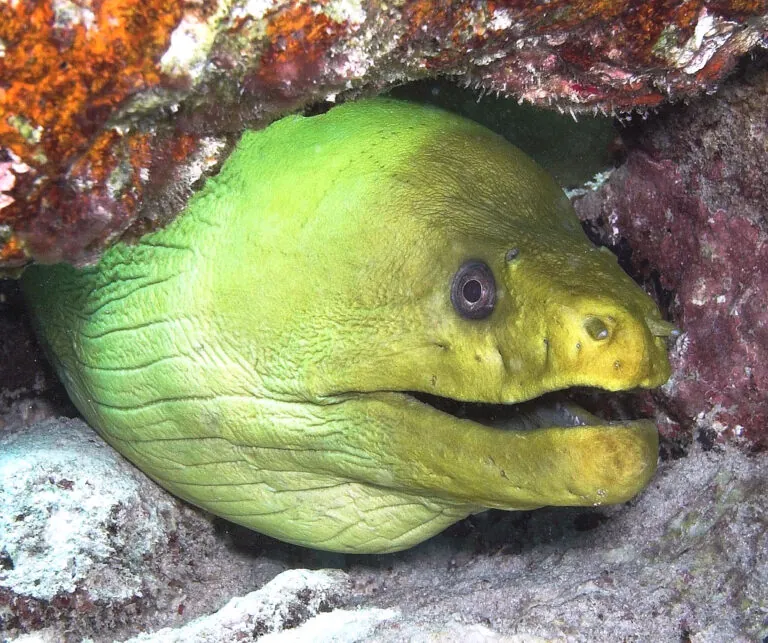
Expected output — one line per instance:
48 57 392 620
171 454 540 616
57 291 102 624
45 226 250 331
1 1 767 267
575 59 768 448
124 569 355 643
0 418 287 640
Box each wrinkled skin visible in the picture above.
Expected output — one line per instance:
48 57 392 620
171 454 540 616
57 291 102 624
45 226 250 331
23 100 672 553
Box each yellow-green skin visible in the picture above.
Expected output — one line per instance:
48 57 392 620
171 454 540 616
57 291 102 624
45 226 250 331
23 100 672 553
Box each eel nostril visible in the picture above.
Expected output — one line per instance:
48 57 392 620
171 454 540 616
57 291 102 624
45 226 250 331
645 316 681 338
584 316 610 341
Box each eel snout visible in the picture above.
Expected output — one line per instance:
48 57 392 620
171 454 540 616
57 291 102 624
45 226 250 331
527 298 673 396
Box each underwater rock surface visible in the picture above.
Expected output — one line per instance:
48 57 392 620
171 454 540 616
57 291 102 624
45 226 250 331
0 417 765 641
123 569 358 643
1 0 767 267
575 57 768 449
0 419 288 640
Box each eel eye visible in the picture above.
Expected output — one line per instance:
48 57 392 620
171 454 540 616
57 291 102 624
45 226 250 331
451 261 496 320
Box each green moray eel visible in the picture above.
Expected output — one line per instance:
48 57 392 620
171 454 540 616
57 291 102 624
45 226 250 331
22 99 674 553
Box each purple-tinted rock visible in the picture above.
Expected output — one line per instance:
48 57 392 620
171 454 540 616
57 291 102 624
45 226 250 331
575 58 768 448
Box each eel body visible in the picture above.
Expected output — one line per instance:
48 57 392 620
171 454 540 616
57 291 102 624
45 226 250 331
23 99 673 553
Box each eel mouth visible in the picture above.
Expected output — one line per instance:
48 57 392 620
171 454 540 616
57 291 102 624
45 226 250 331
410 388 643 433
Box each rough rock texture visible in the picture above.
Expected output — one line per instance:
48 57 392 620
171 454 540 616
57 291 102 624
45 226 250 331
0 419 289 641
1 1 767 268
255 607 398 643
0 278 72 430
1 420 176 603
124 569 352 642
574 56 768 449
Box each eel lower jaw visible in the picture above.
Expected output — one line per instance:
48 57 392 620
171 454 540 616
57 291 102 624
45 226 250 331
388 388 660 509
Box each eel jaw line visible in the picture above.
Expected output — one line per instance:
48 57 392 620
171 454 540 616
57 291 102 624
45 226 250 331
410 390 639 433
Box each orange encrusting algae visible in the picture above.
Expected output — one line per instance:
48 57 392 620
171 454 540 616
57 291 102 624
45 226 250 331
253 2 349 100
0 0 182 164
0 0 183 264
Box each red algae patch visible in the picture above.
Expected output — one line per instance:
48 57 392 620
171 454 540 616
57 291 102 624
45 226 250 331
575 59 768 448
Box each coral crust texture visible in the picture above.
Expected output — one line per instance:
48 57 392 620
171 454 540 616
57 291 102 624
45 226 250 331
0 0 766 267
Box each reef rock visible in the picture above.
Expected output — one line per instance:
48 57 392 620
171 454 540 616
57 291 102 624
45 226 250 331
123 569 359 643
1 1 767 268
575 57 768 449
0 418 288 641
